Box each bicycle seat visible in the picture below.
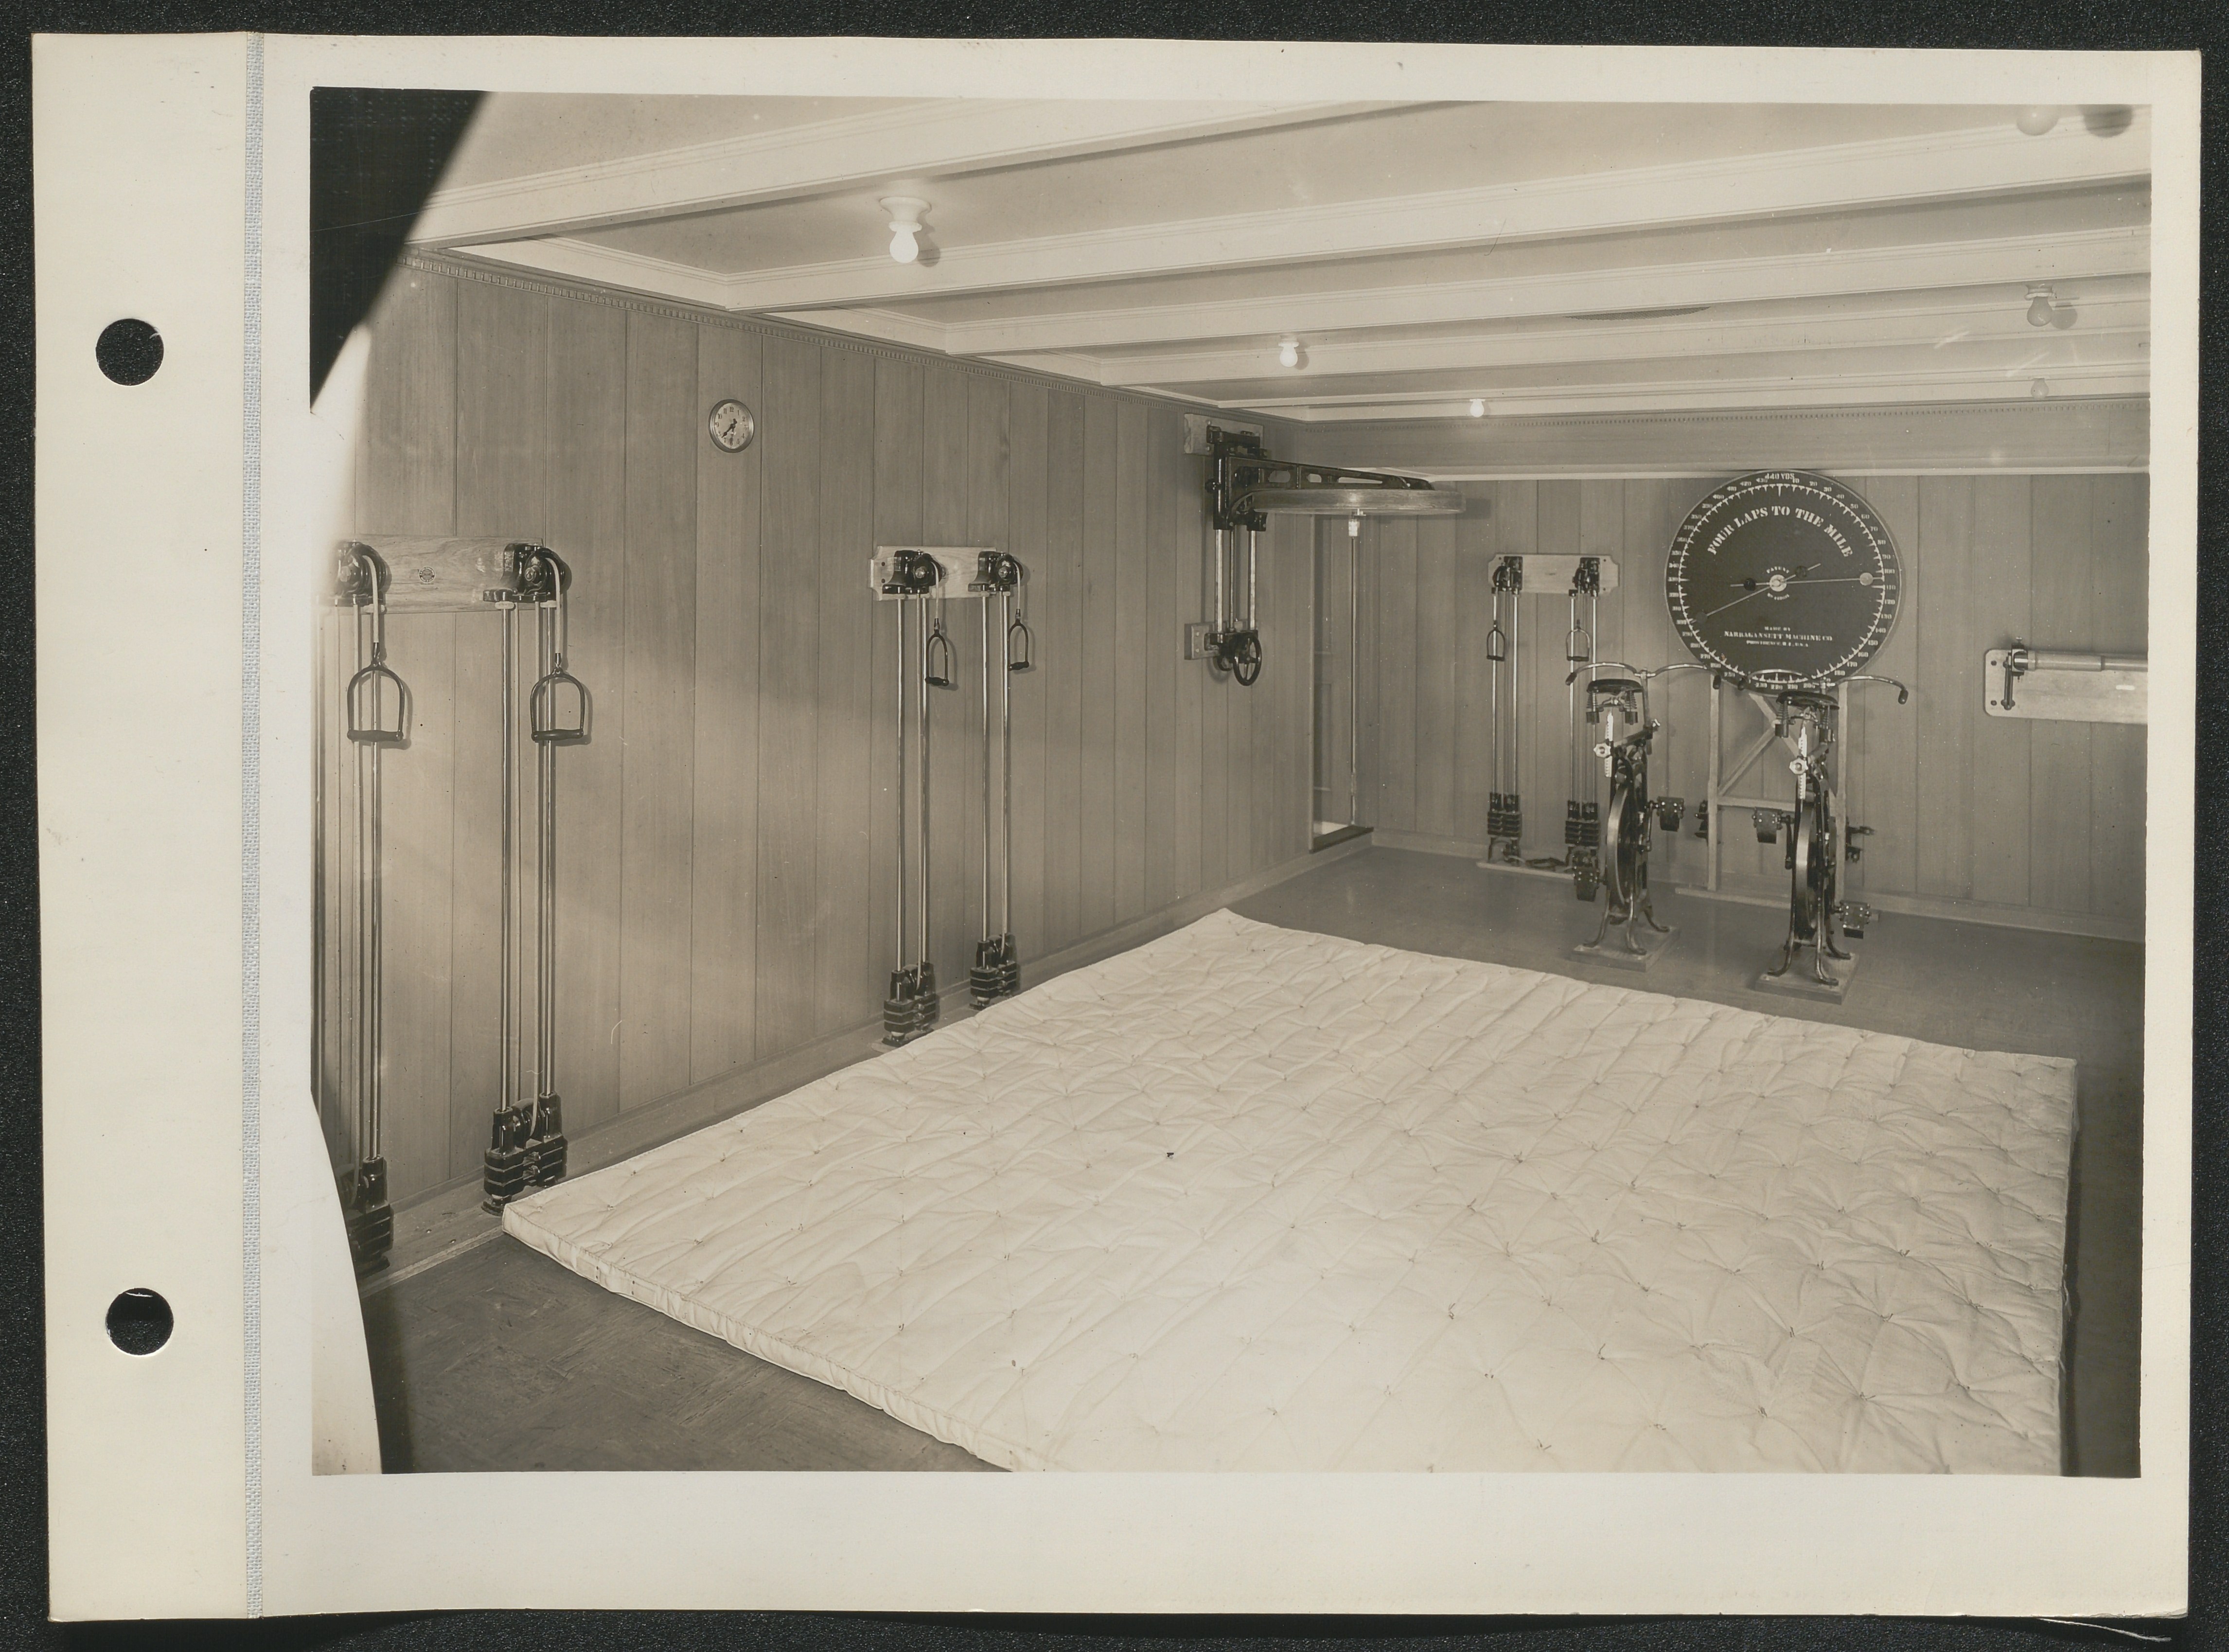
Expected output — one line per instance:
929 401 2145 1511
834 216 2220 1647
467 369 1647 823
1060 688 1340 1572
1588 677 1644 698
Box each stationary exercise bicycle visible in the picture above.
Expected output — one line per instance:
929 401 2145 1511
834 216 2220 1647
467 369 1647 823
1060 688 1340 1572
1566 661 1703 953
1762 676 1906 988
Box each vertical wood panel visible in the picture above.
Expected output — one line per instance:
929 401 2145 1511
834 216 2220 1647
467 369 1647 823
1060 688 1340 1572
1008 381 1050 963
753 336 822 1058
920 364 973 984
450 278 549 1175
1848 476 1919 899
963 374 1011 959
2029 476 2096 914
1451 503 1492 843
543 296 628 1141
1170 414 1204 898
1616 480 1681 880
1914 478 1977 900
619 312 698 1108
355 270 457 536
381 624 455 1196
1337 519 1373 829
1078 396 1119 933
1533 483 1579 863
1579 480 1626 686
869 359 925 1001
1376 516 1417 833
1041 391 1085 951
354 269 456 1193
814 349 878 1034
690 325 762 1080
1224 528 1258 878
1968 476 2034 908
1413 515 1457 840
1113 400 1150 922
2087 473 2148 925
1144 405 1179 912
1254 518 1299 869
1489 484 1537 855
1197 508 1231 878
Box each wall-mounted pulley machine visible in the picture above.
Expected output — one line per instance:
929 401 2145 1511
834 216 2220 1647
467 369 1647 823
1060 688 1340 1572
872 546 1035 1046
316 536 592 1270
1186 419 1462 687
1476 553 1658 891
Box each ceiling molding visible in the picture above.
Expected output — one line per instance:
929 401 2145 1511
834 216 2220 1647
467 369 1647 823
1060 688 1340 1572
1077 285 2153 388
1226 335 2148 412
413 98 1398 249
580 110 2149 314
1287 396 2149 477
922 224 2151 356
1256 365 2147 421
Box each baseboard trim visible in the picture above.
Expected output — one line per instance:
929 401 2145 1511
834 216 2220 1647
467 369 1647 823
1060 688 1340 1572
1370 828 2143 944
369 833 1367 1290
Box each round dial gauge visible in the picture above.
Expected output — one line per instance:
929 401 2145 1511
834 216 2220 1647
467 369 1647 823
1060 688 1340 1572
708 398 756 453
1665 470 1901 687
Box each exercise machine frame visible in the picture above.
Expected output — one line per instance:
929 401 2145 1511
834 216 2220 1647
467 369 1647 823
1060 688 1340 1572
872 546 1034 1045
317 537 593 1268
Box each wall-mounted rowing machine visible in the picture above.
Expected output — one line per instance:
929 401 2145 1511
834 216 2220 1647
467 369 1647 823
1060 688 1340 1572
1185 421 1462 687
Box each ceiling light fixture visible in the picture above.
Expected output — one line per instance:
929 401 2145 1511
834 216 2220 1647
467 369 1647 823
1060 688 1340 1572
1277 338 1301 370
880 196 928 265
2015 106 2060 136
1468 398 1487 419
2030 379 2052 400
2025 284 2058 327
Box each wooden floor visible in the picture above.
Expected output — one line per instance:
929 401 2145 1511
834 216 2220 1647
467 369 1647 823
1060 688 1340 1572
364 843 2141 1476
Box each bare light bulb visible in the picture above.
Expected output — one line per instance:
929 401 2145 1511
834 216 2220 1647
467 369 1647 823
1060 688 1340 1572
2030 379 2052 400
2016 106 2060 136
2026 284 2056 328
1277 338 1301 370
880 196 928 265
1468 398 1487 418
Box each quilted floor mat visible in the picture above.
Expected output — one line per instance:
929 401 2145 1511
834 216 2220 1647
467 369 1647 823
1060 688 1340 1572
504 910 2076 1473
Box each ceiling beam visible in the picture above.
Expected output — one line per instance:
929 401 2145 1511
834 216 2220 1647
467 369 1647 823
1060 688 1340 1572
1253 362 2150 421
412 99 1399 249
896 224 2153 356
663 110 2150 312
1082 289 2153 388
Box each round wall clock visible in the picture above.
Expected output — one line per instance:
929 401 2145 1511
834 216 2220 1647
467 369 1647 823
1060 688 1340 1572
1665 470 1902 687
708 398 756 453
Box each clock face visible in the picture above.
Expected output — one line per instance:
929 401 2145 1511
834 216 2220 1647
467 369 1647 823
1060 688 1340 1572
1665 470 1901 687
708 398 755 453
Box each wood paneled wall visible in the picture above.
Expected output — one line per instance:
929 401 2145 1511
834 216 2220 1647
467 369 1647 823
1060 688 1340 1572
1347 473 2149 935
320 265 1315 1203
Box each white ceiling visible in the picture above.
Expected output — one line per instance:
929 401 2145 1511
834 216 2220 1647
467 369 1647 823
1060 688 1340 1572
418 94 2151 426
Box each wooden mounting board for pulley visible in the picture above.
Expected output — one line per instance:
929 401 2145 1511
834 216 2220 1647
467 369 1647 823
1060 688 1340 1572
1983 650 2147 724
1490 553 1620 594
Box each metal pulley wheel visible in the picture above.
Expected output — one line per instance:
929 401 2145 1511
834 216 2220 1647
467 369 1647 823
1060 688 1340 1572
1599 779 1648 914
1787 788 1835 942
